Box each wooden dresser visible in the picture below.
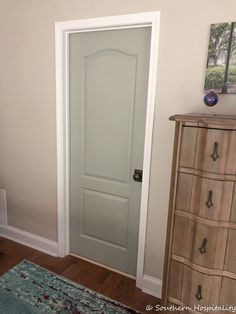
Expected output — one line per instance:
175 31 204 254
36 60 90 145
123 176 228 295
162 114 236 313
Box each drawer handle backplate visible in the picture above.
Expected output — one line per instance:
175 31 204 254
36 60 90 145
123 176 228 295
195 285 203 301
211 142 220 162
205 190 214 208
199 238 207 254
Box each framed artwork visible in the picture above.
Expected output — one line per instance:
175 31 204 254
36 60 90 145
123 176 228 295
204 21 236 94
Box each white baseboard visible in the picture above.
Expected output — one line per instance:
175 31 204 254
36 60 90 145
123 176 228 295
0 224 58 257
142 274 162 299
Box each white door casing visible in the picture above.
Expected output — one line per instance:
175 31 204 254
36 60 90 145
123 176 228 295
55 11 160 289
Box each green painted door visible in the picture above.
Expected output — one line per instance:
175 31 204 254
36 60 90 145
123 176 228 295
69 27 151 276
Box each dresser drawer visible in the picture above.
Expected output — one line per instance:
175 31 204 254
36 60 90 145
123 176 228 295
187 221 228 270
190 175 233 222
176 172 233 221
172 216 228 269
182 266 221 311
179 126 236 174
220 277 236 307
194 128 236 174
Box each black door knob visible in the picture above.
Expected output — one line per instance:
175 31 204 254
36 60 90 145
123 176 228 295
133 169 143 182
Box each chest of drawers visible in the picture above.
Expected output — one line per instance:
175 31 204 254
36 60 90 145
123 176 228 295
162 114 236 313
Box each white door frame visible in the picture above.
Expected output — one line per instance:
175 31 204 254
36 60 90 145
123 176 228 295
55 11 160 289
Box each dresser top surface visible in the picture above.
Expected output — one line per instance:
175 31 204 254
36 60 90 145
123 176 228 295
170 113 236 126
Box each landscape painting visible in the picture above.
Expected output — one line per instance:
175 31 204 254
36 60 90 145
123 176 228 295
204 21 236 94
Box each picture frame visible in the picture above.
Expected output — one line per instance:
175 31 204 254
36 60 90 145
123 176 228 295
204 21 236 94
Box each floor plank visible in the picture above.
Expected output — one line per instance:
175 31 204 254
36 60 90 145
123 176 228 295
0 236 160 313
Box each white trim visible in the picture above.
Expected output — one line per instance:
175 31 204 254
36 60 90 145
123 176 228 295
142 274 162 299
136 12 160 289
0 224 58 256
55 24 70 257
0 190 7 225
55 11 161 289
55 12 159 32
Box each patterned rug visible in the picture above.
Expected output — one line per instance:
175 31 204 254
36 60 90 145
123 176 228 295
0 260 141 314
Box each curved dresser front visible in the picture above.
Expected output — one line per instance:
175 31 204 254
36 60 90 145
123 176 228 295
162 114 236 314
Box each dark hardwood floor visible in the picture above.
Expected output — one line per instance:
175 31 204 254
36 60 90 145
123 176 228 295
0 236 160 313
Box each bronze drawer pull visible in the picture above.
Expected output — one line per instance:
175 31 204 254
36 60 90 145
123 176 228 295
211 142 220 161
199 238 207 254
195 285 203 301
205 190 214 208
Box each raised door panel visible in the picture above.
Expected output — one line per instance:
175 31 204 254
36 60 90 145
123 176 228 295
181 266 221 312
190 176 233 222
224 229 236 274
175 173 193 213
220 277 236 307
187 221 228 270
172 216 190 257
194 128 236 174
81 189 129 248
179 127 197 168
83 50 136 183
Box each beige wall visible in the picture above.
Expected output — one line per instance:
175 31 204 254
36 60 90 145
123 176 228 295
0 0 236 280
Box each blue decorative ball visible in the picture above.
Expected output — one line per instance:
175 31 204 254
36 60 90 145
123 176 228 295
203 90 218 107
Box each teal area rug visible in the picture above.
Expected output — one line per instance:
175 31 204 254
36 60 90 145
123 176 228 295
0 260 141 314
